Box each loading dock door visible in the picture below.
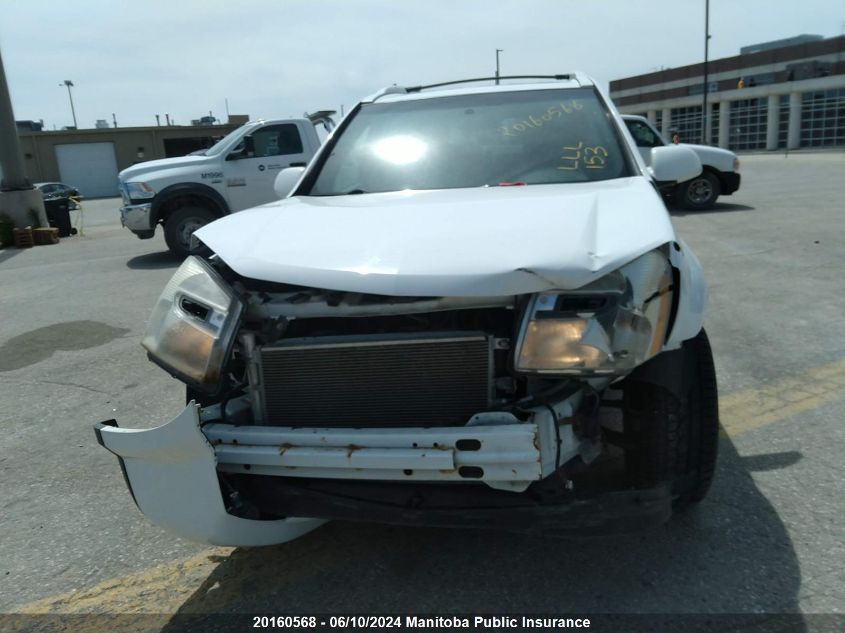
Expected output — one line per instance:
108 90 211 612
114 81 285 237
55 142 119 198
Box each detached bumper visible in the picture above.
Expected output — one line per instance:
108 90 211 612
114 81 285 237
94 405 324 546
94 399 669 545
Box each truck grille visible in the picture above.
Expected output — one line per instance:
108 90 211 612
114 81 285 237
260 332 492 427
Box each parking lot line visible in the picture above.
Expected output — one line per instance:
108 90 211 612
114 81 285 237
719 357 845 438
13 358 845 616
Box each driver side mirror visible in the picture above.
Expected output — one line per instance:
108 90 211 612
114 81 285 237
274 166 306 198
226 136 255 160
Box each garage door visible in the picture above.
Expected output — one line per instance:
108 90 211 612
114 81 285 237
55 142 119 198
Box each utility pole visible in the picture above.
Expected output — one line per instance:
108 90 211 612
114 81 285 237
0 46 48 228
702 0 710 144
495 49 503 85
61 79 77 128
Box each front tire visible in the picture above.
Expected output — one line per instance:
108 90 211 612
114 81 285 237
678 171 721 210
623 329 719 507
163 206 217 257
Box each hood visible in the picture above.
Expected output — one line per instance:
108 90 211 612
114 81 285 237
196 177 676 297
119 155 213 181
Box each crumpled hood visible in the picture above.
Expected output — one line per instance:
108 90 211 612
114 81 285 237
197 177 676 297
119 155 212 181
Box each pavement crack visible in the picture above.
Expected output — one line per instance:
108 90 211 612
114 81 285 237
8 378 111 396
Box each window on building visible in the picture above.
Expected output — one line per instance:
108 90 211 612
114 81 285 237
729 98 768 150
670 106 703 144
800 89 845 148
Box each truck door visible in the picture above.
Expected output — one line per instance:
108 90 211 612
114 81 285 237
224 123 309 211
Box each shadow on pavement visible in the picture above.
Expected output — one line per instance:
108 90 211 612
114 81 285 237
669 202 756 216
0 247 24 266
126 251 183 270
159 437 807 629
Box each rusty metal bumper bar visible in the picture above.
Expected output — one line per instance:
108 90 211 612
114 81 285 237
205 421 543 492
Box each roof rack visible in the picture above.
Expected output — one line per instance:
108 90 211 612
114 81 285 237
405 75 574 93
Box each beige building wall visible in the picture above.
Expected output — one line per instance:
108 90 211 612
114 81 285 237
17 123 243 184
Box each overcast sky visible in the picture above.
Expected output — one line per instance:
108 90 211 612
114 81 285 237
1 0 843 129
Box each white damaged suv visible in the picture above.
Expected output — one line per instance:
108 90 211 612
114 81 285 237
96 74 719 546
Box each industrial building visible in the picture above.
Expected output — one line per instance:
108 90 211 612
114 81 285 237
15 116 248 197
609 34 845 151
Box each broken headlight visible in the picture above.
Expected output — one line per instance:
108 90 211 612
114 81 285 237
515 249 674 375
141 256 243 391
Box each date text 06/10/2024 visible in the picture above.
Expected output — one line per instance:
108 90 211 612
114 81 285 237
252 616 592 629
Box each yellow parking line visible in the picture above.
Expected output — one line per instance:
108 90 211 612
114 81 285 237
15 547 233 617
12 359 845 618
719 358 845 438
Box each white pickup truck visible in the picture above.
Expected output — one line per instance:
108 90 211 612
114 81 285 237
118 113 333 256
622 115 741 209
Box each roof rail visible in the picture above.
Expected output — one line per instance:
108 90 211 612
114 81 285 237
405 75 574 93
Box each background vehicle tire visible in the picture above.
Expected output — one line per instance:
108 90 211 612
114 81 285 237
678 171 721 210
164 206 216 257
623 329 719 507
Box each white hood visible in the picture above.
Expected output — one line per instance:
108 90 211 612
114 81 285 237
196 177 676 297
119 155 213 181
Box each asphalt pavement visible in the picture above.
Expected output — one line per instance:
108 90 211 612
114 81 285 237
1 152 843 629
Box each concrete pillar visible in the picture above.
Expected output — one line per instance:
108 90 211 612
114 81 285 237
0 46 48 229
647 109 657 124
787 91 802 150
704 103 715 146
718 100 731 148
661 108 671 138
766 95 779 151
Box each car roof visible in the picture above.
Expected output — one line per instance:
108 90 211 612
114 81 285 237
363 73 595 104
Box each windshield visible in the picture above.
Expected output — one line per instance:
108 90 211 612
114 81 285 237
202 125 249 157
307 88 630 195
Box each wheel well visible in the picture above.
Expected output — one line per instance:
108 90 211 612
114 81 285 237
155 194 224 226
700 165 724 186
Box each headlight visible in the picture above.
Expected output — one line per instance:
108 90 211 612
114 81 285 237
125 181 156 199
141 256 243 391
515 249 674 375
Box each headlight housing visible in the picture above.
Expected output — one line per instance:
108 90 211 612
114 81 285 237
142 256 243 391
124 181 156 200
515 249 674 375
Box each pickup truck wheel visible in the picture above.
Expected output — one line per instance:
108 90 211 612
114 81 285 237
678 171 721 210
623 329 719 508
164 207 216 257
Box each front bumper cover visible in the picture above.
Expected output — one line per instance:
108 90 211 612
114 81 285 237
95 401 671 545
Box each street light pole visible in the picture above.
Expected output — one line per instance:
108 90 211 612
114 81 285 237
61 79 77 128
495 49 503 85
702 0 710 144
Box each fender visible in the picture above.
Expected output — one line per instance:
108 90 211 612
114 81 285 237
151 183 230 225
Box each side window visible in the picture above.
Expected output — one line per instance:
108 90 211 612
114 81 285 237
625 120 662 148
250 124 304 158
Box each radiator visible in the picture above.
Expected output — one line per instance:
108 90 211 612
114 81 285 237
259 332 492 427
